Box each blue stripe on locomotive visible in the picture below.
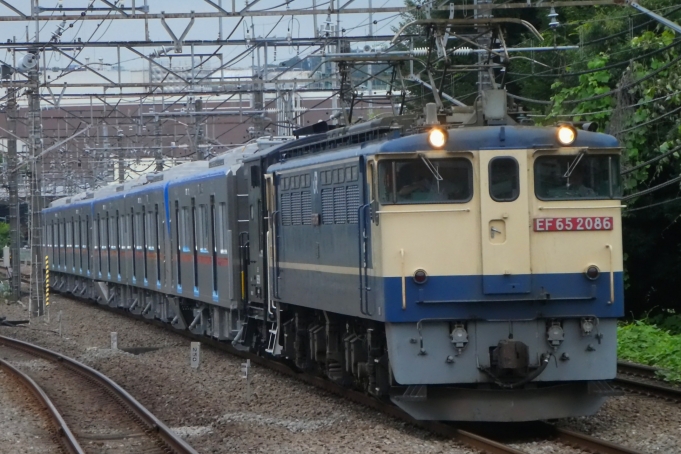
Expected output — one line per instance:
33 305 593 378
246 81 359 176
382 272 624 322
276 266 623 322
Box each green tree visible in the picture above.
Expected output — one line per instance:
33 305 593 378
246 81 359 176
0 222 9 248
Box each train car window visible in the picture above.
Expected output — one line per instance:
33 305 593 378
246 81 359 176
191 198 199 289
489 157 520 202
50 222 55 263
197 205 208 251
80 217 84 249
106 210 113 276
181 207 190 251
60 220 64 265
175 201 182 287
218 203 228 254
141 208 148 282
378 158 472 204
335 169 345 184
535 154 622 200
134 209 142 250
96 215 102 273
118 213 124 250
210 196 218 294
75 218 80 249
67 219 72 248
86 216 90 272
71 218 76 268
145 211 153 250
155 205 161 285
130 210 137 277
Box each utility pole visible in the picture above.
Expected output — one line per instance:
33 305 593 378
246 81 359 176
154 116 163 171
27 60 44 318
192 98 204 160
7 88 21 303
117 131 125 183
475 0 494 93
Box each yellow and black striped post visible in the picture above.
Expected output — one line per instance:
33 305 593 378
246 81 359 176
45 255 49 307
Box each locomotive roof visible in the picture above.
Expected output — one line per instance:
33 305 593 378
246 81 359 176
268 125 620 172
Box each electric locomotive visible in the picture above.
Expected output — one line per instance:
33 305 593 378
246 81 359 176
43 92 623 422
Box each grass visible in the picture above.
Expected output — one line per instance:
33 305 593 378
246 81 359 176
618 319 681 383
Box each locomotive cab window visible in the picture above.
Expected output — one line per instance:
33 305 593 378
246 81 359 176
378 158 472 204
489 157 520 202
535 154 622 200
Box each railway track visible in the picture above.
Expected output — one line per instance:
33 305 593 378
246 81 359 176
461 421 645 454
0 269 648 454
0 335 197 454
616 360 681 402
20 290 643 454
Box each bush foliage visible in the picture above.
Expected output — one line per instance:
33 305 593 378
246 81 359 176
618 320 681 383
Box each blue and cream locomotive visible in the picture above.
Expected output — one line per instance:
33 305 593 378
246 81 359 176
44 97 623 422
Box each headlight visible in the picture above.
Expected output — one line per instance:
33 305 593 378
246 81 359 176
557 125 577 146
428 127 448 148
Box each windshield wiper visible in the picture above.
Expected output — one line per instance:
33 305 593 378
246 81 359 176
563 151 586 178
419 153 443 181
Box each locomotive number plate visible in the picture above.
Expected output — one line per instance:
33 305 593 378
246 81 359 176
534 217 613 232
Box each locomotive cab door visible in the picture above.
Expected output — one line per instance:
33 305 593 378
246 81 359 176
478 149 531 294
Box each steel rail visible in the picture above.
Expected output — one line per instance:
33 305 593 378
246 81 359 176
546 423 644 454
0 357 84 454
0 335 198 454
615 360 681 402
459 421 645 454
617 360 660 379
614 376 681 402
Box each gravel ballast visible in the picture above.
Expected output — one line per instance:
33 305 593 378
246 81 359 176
0 294 473 454
0 367 60 453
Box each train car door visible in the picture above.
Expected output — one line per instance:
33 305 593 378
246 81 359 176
478 149 531 294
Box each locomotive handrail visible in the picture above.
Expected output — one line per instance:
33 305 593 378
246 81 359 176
606 244 615 304
537 205 625 210
376 208 471 214
271 210 280 299
358 203 371 316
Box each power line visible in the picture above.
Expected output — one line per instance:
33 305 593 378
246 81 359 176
562 52 681 105
614 104 681 135
621 144 681 175
507 37 681 79
627 195 681 212
623 174 681 201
